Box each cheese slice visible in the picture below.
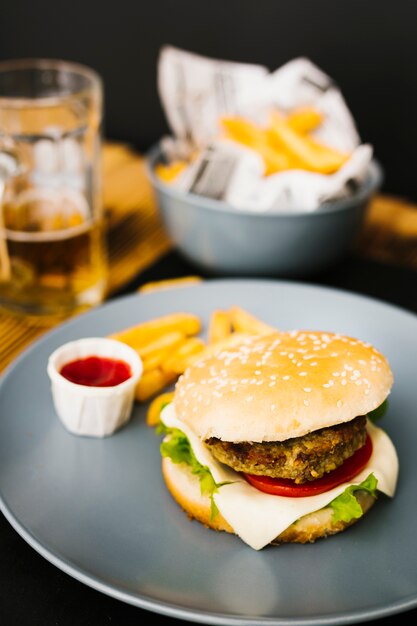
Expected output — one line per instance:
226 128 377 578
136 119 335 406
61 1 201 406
161 404 399 550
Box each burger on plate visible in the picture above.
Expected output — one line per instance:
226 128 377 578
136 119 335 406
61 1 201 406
159 331 399 550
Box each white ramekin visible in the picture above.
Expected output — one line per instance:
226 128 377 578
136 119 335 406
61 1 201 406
47 337 143 437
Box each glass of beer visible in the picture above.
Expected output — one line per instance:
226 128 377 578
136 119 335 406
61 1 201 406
0 59 108 320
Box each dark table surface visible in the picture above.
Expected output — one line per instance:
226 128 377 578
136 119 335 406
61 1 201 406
1 249 416 626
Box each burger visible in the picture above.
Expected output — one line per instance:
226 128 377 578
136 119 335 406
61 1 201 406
158 330 399 550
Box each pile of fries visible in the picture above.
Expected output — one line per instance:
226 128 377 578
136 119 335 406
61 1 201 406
156 106 350 184
110 305 277 425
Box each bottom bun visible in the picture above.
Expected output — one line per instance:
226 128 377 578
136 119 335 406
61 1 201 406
162 457 376 545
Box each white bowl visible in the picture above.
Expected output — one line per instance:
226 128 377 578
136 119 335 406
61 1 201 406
47 337 143 437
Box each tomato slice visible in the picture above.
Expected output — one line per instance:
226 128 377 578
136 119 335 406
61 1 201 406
244 435 373 497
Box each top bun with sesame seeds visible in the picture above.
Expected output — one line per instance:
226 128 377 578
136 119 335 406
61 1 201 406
174 331 393 443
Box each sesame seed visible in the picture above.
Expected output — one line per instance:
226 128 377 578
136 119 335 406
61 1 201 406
282 375 290 380
304 399 309 406
355 380 362 386
310 362 318 367
341 379 347 386
333 372 340 377
271 404 276 410
269 381 276 387
323 380 334 388
303 388 312 393
299 372 307 376
337 400 343 407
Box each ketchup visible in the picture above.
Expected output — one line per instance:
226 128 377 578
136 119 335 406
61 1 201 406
60 356 132 387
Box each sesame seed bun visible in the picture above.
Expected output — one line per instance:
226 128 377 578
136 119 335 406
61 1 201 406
174 331 393 442
162 457 376 544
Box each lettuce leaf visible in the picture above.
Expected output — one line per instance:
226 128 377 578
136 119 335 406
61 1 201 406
368 399 388 422
159 423 226 520
329 473 378 523
158 422 379 527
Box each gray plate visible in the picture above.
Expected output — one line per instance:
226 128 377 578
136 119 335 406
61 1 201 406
0 279 416 625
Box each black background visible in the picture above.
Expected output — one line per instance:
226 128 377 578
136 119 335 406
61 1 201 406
2 0 417 201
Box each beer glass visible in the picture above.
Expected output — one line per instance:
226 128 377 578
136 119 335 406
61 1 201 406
0 59 108 319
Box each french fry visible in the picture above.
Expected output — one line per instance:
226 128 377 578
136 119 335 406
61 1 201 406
137 330 185 360
138 276 202 294
155 160 188 184
162 337 206 374
268 112 349 174
135 368 177 403
287 107 323 134
110 313 201 348
221 117 295 175
146 392 175 426
208 310 233 345
229 306 277 335
142 336 205 373
142 348 174 373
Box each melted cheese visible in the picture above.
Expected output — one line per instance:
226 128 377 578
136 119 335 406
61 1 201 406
162 404 399 550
